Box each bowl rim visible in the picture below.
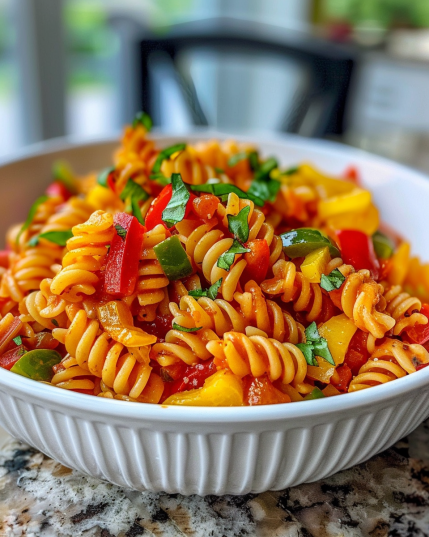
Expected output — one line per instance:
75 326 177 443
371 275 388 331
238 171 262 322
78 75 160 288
2 130 429 424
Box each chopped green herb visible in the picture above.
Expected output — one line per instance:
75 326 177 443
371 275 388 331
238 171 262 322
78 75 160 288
51 319 59 327
254 157 278 181
217 239 250 272
97 166 115 188
52 161 77 194
214 167 225 174
284 166 299 176
13 336 22 346
297 321 335 367
28 229 73 247
248 151 260 171
172 323 202 332
228 152 248 167
189 183 263 207
227 205 250 243
16 196 49 245
149 172 171 186
152 143 187 174
115 224 127 241
188 278 223 301
248 176 280 203
320 269 346 292
119 179 149 225
132 111 153 131
162 173 190 227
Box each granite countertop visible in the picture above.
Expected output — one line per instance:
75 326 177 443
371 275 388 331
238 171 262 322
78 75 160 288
1 421 429 537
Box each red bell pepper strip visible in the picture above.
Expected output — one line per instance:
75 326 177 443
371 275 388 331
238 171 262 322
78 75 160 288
0 345 27 370
344 329 369 376
242 239 270 285
45 181 72 201
405 304 429 345
337 229 380 280
145 184 196 231
331 364 352 392
104 212 145 297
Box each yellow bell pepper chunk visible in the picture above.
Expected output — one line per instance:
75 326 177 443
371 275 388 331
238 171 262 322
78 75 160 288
326 203 379 236
163 369 244 406
318 188 371 220
86 184 122 211
306 314 357 383
97 301 157 347
301 246 330 283
290 164 355 197
322 384 341 397
388 242 410 286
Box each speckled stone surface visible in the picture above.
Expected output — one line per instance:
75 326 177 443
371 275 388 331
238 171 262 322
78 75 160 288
1 421 429 537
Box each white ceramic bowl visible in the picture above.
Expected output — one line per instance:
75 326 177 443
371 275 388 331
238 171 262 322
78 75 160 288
1 132 429 496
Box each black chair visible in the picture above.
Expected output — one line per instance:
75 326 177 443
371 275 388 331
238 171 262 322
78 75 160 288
111 16 356 138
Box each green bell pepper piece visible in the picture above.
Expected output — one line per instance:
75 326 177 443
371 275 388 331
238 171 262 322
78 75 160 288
372 231 394 259
280 228 340 259
303 387 325 400
11 349 62 381
154 235 193 281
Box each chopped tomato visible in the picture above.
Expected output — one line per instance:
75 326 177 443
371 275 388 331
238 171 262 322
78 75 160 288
160 359 217 402
404 304 429 345
159 362 187 382
0 345 27 370
26 331 59 350
331 364 352 392
192 194 219 220
416 363 429 371
344 329 369 376
337 229 380 280
139 314 173 341
244 375 291 405
45 181 71 201
242 239 270 285
52 362 65 374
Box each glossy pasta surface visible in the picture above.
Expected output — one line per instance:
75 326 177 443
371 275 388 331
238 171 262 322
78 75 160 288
1 119 429 407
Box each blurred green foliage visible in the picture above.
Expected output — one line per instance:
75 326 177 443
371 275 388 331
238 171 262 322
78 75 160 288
323 0 429 28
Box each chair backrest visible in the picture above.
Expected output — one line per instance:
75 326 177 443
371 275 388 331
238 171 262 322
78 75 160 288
112 17 356 138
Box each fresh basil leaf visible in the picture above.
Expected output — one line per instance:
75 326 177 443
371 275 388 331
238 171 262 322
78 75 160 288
149 173 171 186
152 143 186 174
172 323 202 332
248 151 259 171
29 229 74 247
52 161 77 194
296 342 318 366
97 166 115 188
207 278 222 300
132 111 153 131
248 177 280 203
320 269 346 292
115 224 127 241
228 152 248 167
189 183 264 207
120 179 149 225
16 196 49 245
188 289 207 298
227 206 250 243
313 338 335 366
305 322 321 343
217 239 250 272
254 157 278 181
13 336 22 346
162 173 190 227
285 166 299 175
51 319 59 327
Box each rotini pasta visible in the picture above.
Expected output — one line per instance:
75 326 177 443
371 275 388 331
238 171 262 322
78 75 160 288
1 114 428 407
